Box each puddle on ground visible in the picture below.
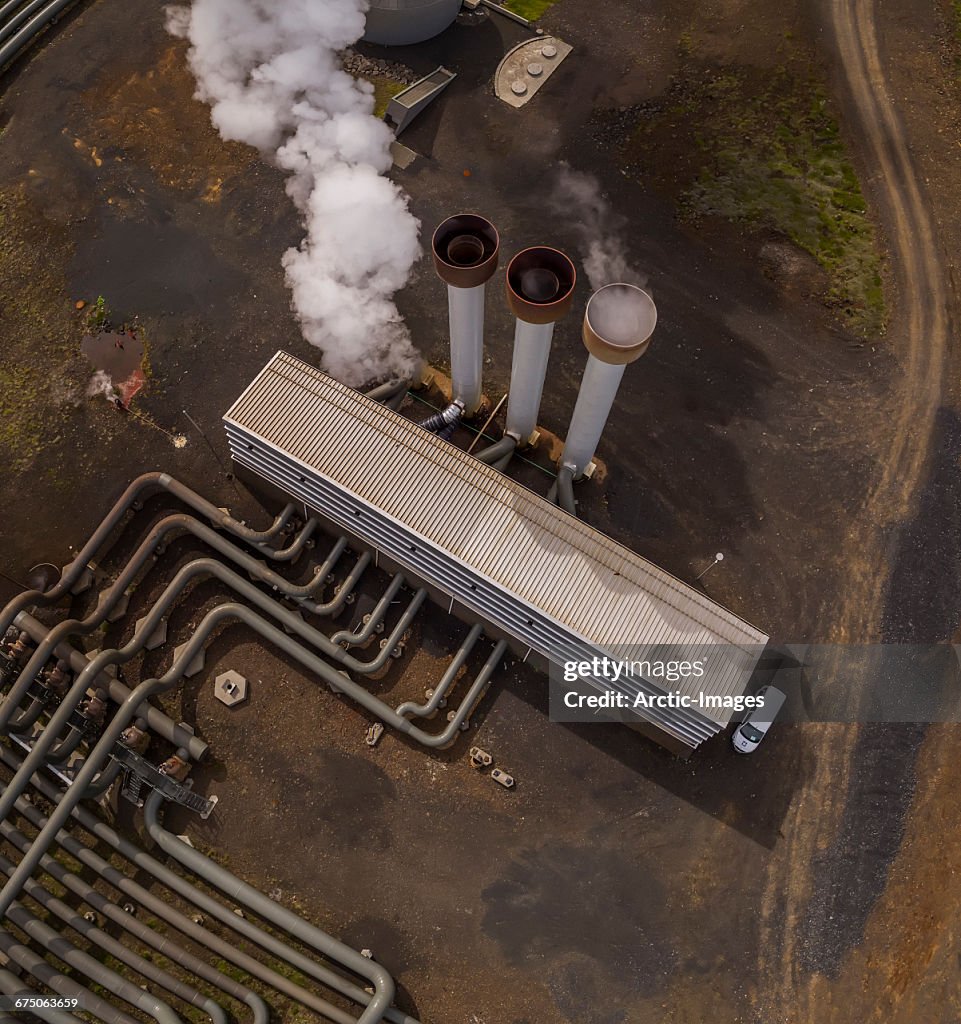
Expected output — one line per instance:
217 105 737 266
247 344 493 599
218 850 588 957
82 330 145 407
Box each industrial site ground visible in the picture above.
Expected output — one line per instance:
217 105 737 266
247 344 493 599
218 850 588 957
1 0 961 1021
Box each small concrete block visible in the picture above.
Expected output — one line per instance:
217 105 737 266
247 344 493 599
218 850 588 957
469 746 493 770
105 591 131 623
389 140 418 170
173 642 205 679
134 616 167 651
70 566 94 596
215 670 248 707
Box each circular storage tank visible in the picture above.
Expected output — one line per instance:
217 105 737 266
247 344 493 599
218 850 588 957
363 0 462 46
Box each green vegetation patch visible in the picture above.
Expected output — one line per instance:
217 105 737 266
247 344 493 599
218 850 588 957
618 67 885 336
0 187 82 474
502 0 559 21
367 75 407 119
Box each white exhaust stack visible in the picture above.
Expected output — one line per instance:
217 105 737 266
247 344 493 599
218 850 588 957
561 283 657 478
431 215 500 415
503 247 577 445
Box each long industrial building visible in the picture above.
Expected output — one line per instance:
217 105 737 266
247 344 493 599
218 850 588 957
225 351 769 753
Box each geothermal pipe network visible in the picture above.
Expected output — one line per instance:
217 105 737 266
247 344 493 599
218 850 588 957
0 473 505 1021
0 0 82 71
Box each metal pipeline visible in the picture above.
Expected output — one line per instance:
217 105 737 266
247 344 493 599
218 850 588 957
0 745 419 1024
0 813 267 1024
332 574 406 647
254 516 319 562
3 553 421 824
144 791 401 1024
2 896 183 1023
405 638 506 747
0 969 79 1024
396 623 483 720
547 465 578 517
0 850 226 1024
0 593 503 917
0 0 82 74
0 471 296 639
1 512 339 734
0 929 140 1024
12 613 207 759
363 379 410 403
419 399 464 441
474 434 518 466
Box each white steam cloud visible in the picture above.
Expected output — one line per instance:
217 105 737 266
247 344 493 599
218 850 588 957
86 370 117 401
166 0 422 385
552 164 648 292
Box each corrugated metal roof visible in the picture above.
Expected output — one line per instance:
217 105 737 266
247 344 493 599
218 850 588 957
224 351 769 749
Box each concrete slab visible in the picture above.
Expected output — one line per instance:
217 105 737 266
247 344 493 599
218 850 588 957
495 36 572 108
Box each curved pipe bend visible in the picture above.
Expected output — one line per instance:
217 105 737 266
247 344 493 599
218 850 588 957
474 435 517 466
0 471 296 639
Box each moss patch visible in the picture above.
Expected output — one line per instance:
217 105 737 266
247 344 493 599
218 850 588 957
610 66 885 336
502 0 560 20
367 75 407 119
0 186 84 474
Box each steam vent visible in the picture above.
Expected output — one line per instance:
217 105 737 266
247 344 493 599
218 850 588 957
362 0 462 46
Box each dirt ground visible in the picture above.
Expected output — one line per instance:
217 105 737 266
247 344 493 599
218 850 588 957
1 0 961 1021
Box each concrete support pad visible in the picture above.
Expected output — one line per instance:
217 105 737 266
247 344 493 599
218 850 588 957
214 670 248 707
134 616 167 651
173 641 205 678
495 37 572 108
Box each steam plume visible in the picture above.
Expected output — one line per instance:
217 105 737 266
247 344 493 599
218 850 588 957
552 164 648 291
166 0 422 385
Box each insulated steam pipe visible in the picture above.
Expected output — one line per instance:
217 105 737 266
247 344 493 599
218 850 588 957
0 470 296 639
332 573 406 646
0 746 420 1024
12 612 208 760
548 464 578 517
0 928 140 1024
432 215 499 415
0 814 268 1024
254 516 318 562
0 789 338 1024
560 284 658 478
0 970 79 1024
144 791 399 1024
0 512 339 735
0 596 492 919
0 856 227 1024
396 623 484 719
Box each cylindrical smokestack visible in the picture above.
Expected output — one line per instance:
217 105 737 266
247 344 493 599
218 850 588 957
503 247 577 446
432 215 500 415
561 283 657 478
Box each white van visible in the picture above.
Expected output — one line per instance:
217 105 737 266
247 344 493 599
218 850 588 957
732 686 787 754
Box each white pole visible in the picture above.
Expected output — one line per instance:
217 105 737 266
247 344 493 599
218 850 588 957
505 319 555 445
448 283 485 415
561 356 626 476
